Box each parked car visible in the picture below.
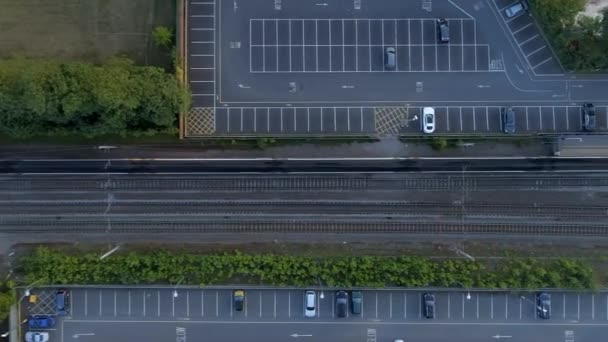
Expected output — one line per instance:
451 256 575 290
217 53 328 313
437 18 450 43
423 293 435 319
336 290 348 317
502 107 516 134
537 292 551 319
28 315 55 329
422 107 436 133
351 291 362 315
55 289 70 315
233 290 245 311
304 290 316 318
385 47 396 70
582 103 596 131
505 1 528 18
25 332 49 342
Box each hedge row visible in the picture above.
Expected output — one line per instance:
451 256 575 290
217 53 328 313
0 58 190 138
21 248 595 289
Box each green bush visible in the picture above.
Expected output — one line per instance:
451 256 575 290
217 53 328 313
0 58 189 138
20 248 596 289
152 26 174 49
0 280 16 322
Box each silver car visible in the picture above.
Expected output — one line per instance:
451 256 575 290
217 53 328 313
25 332 49 342
304 290 316 318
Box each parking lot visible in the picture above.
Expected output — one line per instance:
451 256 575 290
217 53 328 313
211 105 608 135
25 287 608 342
492 0 563 76
184 0 608 137
249 18 490 73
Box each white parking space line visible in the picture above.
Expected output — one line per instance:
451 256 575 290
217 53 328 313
249 20 252 72
459 107 463 131
173 294 176 317
526 107 529 130
230 293 233 318
421 20 425 71
267 110 270 132
342 20 346 72
505 294 508 319
519 297 522 320
187 291 190 317
259 292 263 318
369 19 372 71
376 292 379 318
447 109 450 131
578 107 583 130
491 294 494 320
462 293 465 319
360 108 364 132
100 291 103 316
143 291 146 316
474 21 477 70
240 108 244 132
472 109 476 131
563 293 566 320
157 291 160 317
288 292 291 318
302 21 305 71
519 34 539 47
332 292 335 317
201 291 204 317
334 108 337 131
578 294 581 321
552 107 556 131
476 293 479 319
216 291 219 317
315 20 319 72
333 20 336 71
276 20 279 72
403 293 406 319
280 108 284 132
592 294 595 320
114 290 117 317
408 20 412 71
262 20 266 72
128 290 131 317
389 293 393 318
347 108 351 132
244 292 247 318
447 293 451 319
461 20 464 70
274 292 277 318
566 109 570 130
84 290 88 316
394 20 399 71
513 23 532 35
486 107 489 131
289 20 292 72
538 107 542 130
532 57 552 69
435 23 438 70
526 45 546 58
307 108 310 132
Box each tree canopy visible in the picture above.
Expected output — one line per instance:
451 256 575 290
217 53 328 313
0 58 189 138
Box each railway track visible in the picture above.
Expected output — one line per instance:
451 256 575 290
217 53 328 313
0 201 606 221
2 174 608 192
0 218 606 235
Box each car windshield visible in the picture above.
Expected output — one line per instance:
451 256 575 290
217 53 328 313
510 4 522 12
425 116 433 124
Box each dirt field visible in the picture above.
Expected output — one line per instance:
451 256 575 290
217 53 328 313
0 0 175 66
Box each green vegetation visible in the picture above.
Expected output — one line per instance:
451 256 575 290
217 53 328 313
529 0 608 71
0 58 190 138
152 26 174 49
21 248 596 289
0 280 16 322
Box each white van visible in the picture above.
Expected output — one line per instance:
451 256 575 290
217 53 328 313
304 291 316 317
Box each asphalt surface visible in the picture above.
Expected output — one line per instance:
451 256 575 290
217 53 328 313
1 169 607 236
24 287 608 342
186 0 608 136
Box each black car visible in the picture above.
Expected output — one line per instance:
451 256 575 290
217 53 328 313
537 292 551 319
582 103 596 131
437 19 449 43
502 107 516 134
423 293 435 319
233 290 245 311
336 290 348 318
351 291 362 315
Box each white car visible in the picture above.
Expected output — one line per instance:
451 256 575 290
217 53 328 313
25 332 49 342
304 290 316 317
505 1 527 18
422 107 435 133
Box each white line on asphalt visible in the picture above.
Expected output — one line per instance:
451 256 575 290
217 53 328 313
187 291 190 317
376 292 379 318
486 107 489 131
472 108 476 131
288 292 291 318
519 34 539 47
462 293 465 319
403 293 406 319
563 293 566 320
332 292 335 317
259 292 263 317
315 20 319 72
566 108 570 130
606 295 607 320
240 108 244 132
347 108 351 132
538 106 542 130
320 109 324 132
157 291 160 317
474 21 477 70
100 291 103 316
459 107 463 131
447 108 450 131
280 108 284 132
334 107 337 132
505 293 508 320
244 292 248 318
173 293 176 317
143 291 146 317
491 294 494 320
293 108 297 131
114 290 117 317
519 297 522 320
526 45 546 57
408 20 412 71
267 109 270 132
526 107 529 131
390 293 393 318
216 291 219 317
227 109 230 132
230 292 233 318
369 19 372 71
532 57 552 69
360 108 364 132
262 19 266 72
578 294 581 321
448 293 451 319
128 290 131 317
274 292 277 318
435 21 438 71
289 20 292 72
302 21 305 71
85 291 88 317
448 20 452 72
201 291 204 317
421 20 425 71
578 106 583 130
552 106 556 131
276 20 279 72
476 293 479 319
461 19 464 70
342 20 345 72
592 294 595 320
394 19 399 71
331 20 335 71
512 23 533 35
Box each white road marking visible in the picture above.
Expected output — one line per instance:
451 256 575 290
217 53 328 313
254 108 257 132
447 108 450 131
592 294 595 320
315 20 319 72
331 20 334 71
100 291 103 316
563 293 566 320
421 20 425 71
519 297 522 320
280 108 284 132
578 294 581 321
289 20 292 72
240 108 244 132
274 292 277 318
259 292 262 317
513 23 532 35
389 293 393 318
459 107 463 131
262 19 266 72
472 108 476 131
462 293 465 319
519 34 539 47
408 20 412 71
216 291 219 317
538 106 542 130
476 293 479 319
525 106 529 131
526 45 546 57
157 290 160 317
532 57 553 69
448 293 451 319
486 107 489 131
375 292 379 318
85 290 88 317
267 109 270 132
474 21 477 70
461 19 464 70
505 293 508 320
334 107 337 132
347 107 351 132
403 293 406 319
552 106 556 131
128 290 131 317
369 19 372 71
143 291 146 317
342 20 346 71
566 108 570 130
114 290 117 317
307 108 310 132
302 21 305 71
288 292 291 318
187 291 190 317
491 294 494 320
276 20 279 72
394 19 399 71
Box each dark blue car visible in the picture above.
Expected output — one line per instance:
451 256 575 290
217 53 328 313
55 290 70 315
28 315 56 329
